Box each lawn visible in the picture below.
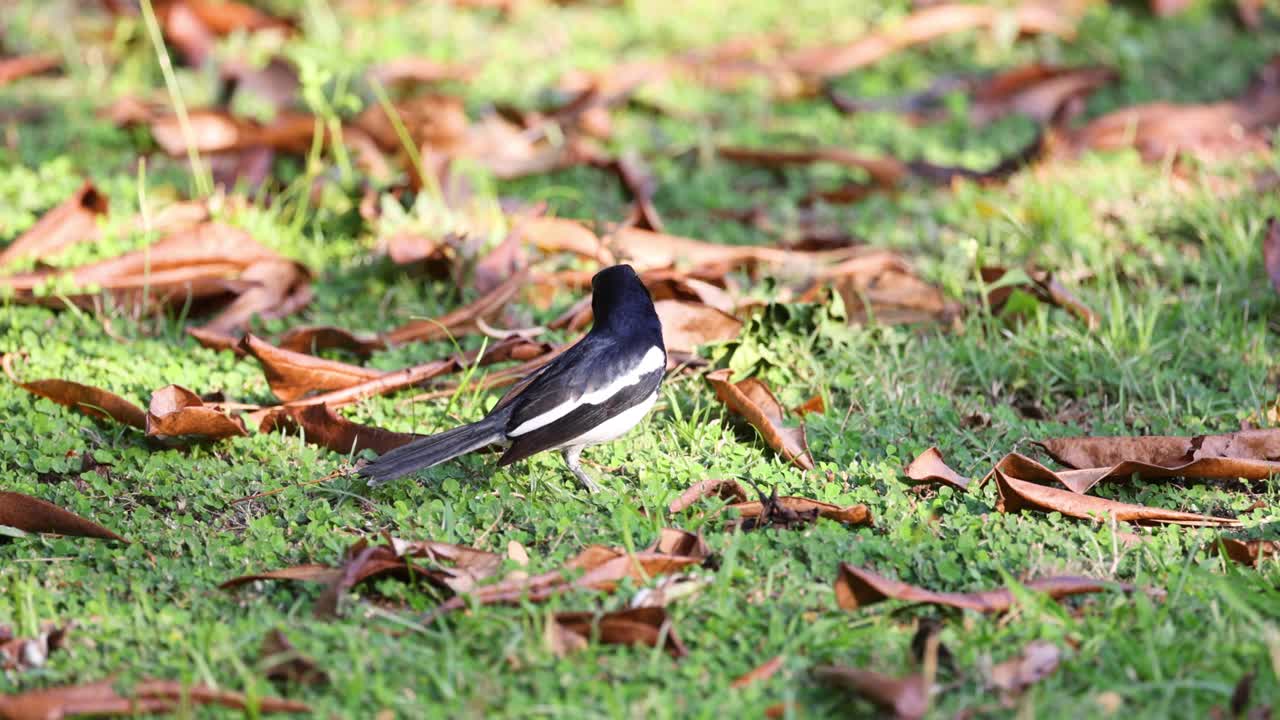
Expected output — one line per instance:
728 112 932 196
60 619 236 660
1 0 1279 718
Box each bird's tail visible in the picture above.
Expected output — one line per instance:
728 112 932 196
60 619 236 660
359 418 503 487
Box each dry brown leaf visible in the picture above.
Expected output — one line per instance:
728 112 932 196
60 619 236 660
1 623 70 673
1214 538 1280 567
595 153 664 232
0 490 128 543
668 477 751 513
145 385 248 440
0 53 60 86
982 266 1100 329
834 563 1135 612
792 394 825 417
729 489 872 530
731 655 784 689
367 57 477 87
239 334 384 402
654 300 743 353
277 270 527 356
813 665 929 720
431 538 705 617
1029 431 1280 493
143 110 315 156
1065 57 1280 161
782 3 1081 79
522 216 612 262
904 447 971 491
993 459 1242 526
608 226 857 273
188 259 312 350
970 64 1114 126
258 403 420 455
987 641 1061 695
474 229 529 296
706 369 815 470
550 607 687 658
0 182 108 269
646 527 713 562
0 677 308 719
259 629 328 687
5 358 147 430
1264 218 1280 295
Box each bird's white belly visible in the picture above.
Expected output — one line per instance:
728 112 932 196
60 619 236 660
557 391 658 449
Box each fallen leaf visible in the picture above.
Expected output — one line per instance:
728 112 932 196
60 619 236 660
1028 431 1280 493
813 665 929 720
239 334 385 402
277 270 528 356
792 394 825 417
668 477 752 513
608 226 857 273
188 259 312 350
645 527 712 562
0 677 308 718
0 181 108 269
1214 538 1280 567
654 300 743 353
904 447 971 491
1 623 70 672
431 536 705 617
0 491 127 542
474 228 529 296
141 109 316 156
981 266 1099 329
0 53 60 86
259 629 328 687
834 563 1136 612
146 385 248 440
993 458 1242 526
5 356 147 429
1264 218 1280 295
731 484 871 530
549 607 686 658
522 216 612 262
706 369 815 470
367 57 477 87
258 404 420 455
987 641 1060 695
595 153 664 232
731 655 784 689
1065 56 1280 161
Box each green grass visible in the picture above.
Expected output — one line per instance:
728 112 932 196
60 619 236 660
2 0 1280 717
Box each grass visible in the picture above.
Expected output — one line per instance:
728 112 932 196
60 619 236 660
2 0 1279 717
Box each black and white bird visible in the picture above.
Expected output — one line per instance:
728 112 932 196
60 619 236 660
359 264 666 493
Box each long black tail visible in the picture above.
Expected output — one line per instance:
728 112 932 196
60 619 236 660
359 418 503 487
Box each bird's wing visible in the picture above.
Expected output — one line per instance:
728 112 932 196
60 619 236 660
496 335 665 464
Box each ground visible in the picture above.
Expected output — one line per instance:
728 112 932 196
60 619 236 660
1 0 1278 718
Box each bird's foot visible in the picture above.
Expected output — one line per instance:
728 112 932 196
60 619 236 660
562 446 603 494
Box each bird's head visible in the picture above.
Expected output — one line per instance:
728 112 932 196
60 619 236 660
590 264 661 336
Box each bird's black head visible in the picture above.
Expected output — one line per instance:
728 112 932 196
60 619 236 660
591 264 662 338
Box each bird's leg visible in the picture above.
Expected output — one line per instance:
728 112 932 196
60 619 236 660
561 446 602 493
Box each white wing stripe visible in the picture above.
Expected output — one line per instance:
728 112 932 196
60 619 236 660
507 346 665 437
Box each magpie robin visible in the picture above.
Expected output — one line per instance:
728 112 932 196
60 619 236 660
360 264 666 493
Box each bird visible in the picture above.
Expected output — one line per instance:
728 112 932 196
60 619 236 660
359 263 666 493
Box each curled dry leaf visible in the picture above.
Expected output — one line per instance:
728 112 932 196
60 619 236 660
278 270 528 356
813 665 929 720
904 447 971 491
5 357 146 429
595 153 664 232
1 622 71 672
731 655 784 689
646 528 712 562
705 369 815 470
667 478 871 528
0 53 60 86
258 403 419 455
222 535 502 618
834 563 1136 613
0 181 108 269
239 334 384 402
0 492 128 542
522 216 613 262
0 677 309 719
146 385 248 440
781 2 1081 79
259 629 328 687
549 607 687 658
987 641 1061 695
992 459 1242 526
1214 538 1279 567
1265 218 1280 295
431 538 705 617
608 226 858 274
981 266 1099 329
1064 56 1280 161
654 300 743 353
1029 431 1280 493
188 259 312 351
